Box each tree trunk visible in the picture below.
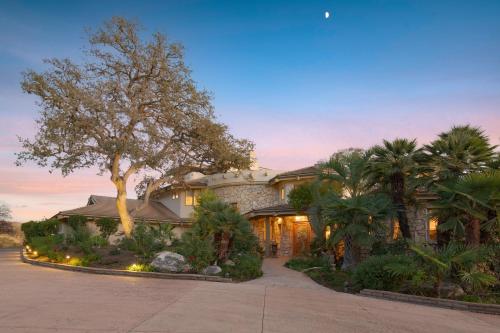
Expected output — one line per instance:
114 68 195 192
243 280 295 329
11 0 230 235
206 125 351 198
342 236 355 270
390 173 411 239
466 218 481 247
114 179 134 238
218 232 231 261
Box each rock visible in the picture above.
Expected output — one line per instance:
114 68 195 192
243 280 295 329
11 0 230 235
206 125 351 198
202 265 222 275
224 259 235 267
151 251 189 273
439 282 465 298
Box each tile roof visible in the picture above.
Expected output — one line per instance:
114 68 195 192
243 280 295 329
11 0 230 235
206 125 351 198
57 195 180 223
244 204 304 218
269 165 319 183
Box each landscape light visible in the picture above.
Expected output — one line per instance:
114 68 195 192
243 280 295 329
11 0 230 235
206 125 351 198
65 255 71 259
33 251 38 256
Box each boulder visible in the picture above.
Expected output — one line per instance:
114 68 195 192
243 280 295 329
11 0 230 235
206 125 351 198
439 282 465 298
151 251 189 273
224 259 235 267
202 265 222 275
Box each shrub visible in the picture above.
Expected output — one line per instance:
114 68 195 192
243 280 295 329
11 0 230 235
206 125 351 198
224 254 263 281
126 263 154 272
178 233 215 272
371 238 409 256
22 219 60 243
95 218 119 240
131 223 159 262
30 235 64 261
67 215 87 232
81 253 101 266
285 256 329 272
352 254 416 292
68 257 84 266
66 215 92 246
306 268 351 292
150 223 174 244
89 235 108 247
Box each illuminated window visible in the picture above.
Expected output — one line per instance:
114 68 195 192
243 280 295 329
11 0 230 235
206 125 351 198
428 217 438 241
294 215 308 222
280 187 285 200
185 190 200 206
392 219 400 240
172 192 179 200
325 226 331 240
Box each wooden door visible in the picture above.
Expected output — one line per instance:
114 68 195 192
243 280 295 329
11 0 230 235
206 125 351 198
293 222 312 256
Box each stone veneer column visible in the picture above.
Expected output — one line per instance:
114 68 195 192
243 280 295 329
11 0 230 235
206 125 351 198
264 216 271 257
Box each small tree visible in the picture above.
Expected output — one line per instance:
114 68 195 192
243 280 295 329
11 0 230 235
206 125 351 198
95 217 119 241
17 17 253 237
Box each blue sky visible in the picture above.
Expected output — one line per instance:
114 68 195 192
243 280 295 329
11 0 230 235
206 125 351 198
0 0 499 220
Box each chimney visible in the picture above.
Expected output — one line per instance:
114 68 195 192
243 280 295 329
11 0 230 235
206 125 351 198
249 150 259 171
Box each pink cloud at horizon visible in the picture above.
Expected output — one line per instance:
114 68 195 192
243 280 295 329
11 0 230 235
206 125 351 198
1 96 499 221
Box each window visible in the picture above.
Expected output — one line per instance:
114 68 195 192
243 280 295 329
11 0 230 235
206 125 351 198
230 202 239 212
392 219 400 240
280 187 285 200
172 192 179 200
325 226 331 240
185 190 199 206
428 217 438 241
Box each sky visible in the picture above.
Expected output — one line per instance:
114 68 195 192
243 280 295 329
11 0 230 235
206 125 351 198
0 0 499 221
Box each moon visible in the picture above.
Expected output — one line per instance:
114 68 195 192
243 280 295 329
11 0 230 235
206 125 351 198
325 11 330 19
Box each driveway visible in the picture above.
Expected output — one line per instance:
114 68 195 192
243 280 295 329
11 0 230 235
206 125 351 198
0 249 498 333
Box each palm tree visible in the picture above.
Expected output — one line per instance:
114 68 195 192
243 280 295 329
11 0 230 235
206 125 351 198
323 192 390 269
319 149 391 269
408 243 496 297
193 191 255 261
424 125 496 183
365 139 423 239
431 171 500 246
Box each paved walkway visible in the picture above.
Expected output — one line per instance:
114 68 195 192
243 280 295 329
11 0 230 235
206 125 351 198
244 257 327 290
0 248 499 332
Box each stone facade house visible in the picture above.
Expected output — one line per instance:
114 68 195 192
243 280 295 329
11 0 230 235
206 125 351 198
55 162 438 257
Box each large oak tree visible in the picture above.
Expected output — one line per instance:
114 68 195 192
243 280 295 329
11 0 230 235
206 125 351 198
17 17 254 237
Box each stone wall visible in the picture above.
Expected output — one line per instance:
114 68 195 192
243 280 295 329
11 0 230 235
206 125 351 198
279 218 293 256
212 184 279 214
384 203 434 243
407 205 430 242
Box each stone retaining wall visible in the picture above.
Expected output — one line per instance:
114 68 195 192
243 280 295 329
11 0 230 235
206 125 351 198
20 250 232 283
360 289 500 315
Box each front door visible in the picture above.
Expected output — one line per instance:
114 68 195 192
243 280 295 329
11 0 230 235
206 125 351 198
292 222 312 256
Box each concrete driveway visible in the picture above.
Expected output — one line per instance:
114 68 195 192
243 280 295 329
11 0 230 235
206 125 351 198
0 249 498 333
